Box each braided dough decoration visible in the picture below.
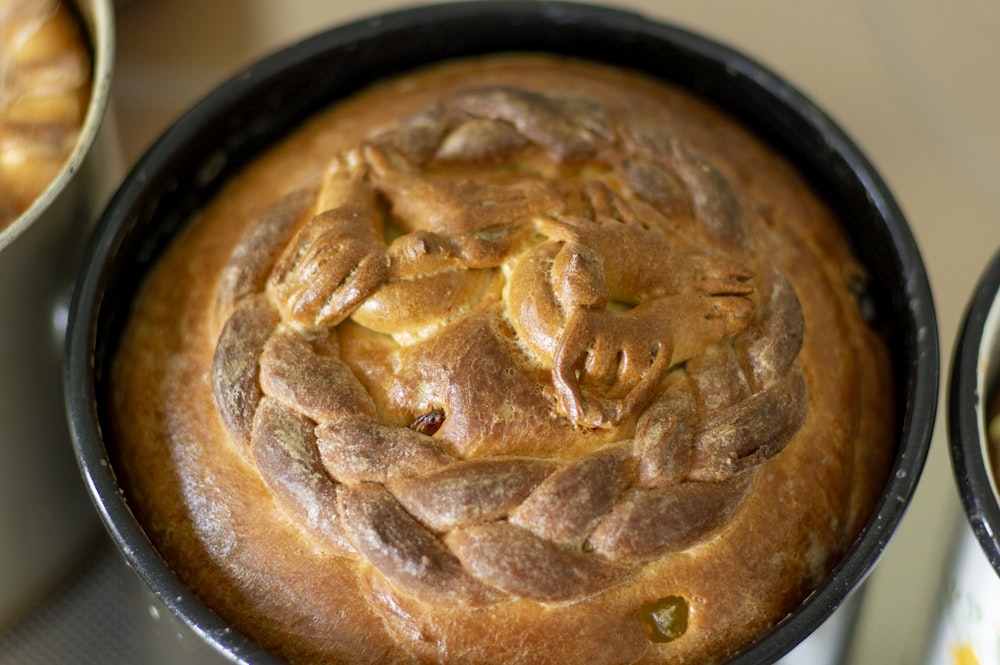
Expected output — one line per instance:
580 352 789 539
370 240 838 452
211 85 809 606
0 0 91 229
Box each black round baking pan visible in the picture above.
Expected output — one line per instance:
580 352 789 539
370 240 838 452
65 2 939 663
950 247 1000 575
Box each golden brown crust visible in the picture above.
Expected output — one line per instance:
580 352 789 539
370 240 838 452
109 54 895 664
0 0 91 229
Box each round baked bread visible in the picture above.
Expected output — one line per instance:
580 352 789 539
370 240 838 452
109 54 895 664
0 0 91 230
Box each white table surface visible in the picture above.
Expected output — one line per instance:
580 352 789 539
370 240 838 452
28 1 1000 663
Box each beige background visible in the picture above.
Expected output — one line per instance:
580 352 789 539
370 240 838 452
111 1 1000 663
